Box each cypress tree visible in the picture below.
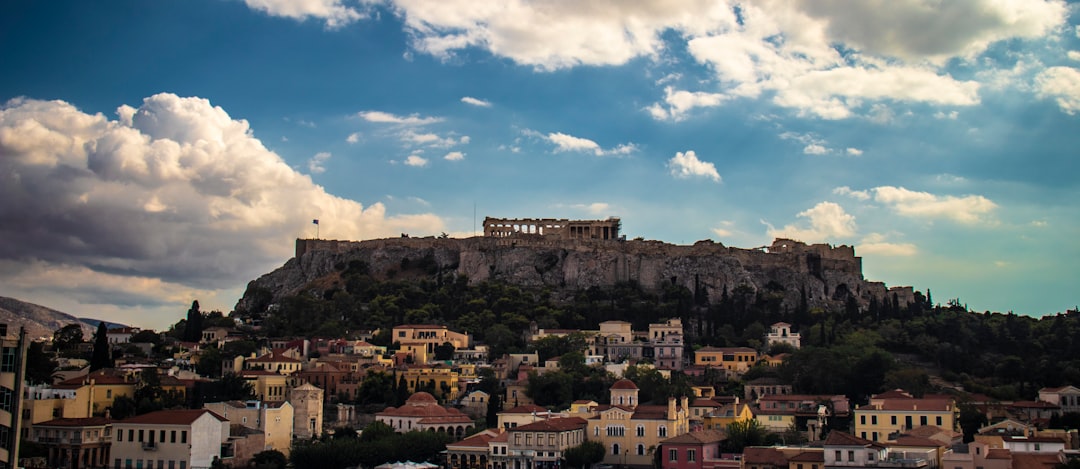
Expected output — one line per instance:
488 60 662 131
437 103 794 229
90 322 112 371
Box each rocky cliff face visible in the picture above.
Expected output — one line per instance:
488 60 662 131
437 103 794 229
237 236 910 315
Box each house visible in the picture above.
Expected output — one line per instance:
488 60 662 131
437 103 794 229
107 327 139 345
243 349 303 375
584 383 691 467
703 402 755 431
1000 435 1067 454
392 324 471 364
507 417 588 469
757 395 849 434
823 431 930 469
745 378 793 402
29 417 113 469
239 370 291 403
788 450 826 469
111 409 229 469
400 364 463 400
376 392 474 438
854 391 957 441
1037 386 1080 414
766 322 801 350
461 390 490 419
649 318 685 370
1008 401 1061 422
446 428 504 469
497 404 567 430
940 441 1013 469
743 447 800 469
659 429 736 469
202 400 294 455
52 369 138 417
694 347 758 377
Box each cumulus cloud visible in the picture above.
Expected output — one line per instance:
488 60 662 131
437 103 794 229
544 132 636 156
872 186 997 223
444 151 465 161
711 220 735 238
845 148 863 156
307 151 331 174
404 155 429 167
766 202 857 242
803 144 828 155
346 132 361 143
400 129 468 148
357 110 443 125
243 0 364 29
857 233 918 257
667 150 721 182
833 186 871 200
647 86 729 121
1035 66 1080 115
0 94 445 322
461 96 492 107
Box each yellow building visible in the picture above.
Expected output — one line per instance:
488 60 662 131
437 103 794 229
244 349 304 375
203 400 294 456
53 370 137 416
582 381 691 467
401 365 462 400
694 347 759 377
854 391 957 442
703 402 755 431
393 324 470 364
240 370 294 403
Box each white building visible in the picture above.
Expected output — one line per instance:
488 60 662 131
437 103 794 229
766 322 801 350
111 409 228 469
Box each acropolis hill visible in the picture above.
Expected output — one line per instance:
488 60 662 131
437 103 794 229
237 217 914 314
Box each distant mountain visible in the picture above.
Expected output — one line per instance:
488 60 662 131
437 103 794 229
0 296 108 341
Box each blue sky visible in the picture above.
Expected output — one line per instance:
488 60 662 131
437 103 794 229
1 0 1078 330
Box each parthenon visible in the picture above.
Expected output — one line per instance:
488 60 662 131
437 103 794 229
483 216 622 240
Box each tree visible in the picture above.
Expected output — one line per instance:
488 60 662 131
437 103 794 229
25 341 57 385
53 324 85 357
434 341 456 361
184 300 203 342
486 391 502 428
252 450 288 469
723 419 768 453
90 322 112 371
563 441 605 469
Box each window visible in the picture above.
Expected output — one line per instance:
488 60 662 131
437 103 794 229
107 390 113 398
1034 444 1041 451
891 416 897 425
637 426 645 437
139 429 144 442
936 416 943 426
868 452 875 461
181 431 187 444
637 444 645 456
848 451 855 462
860 415 866 425
669 449 678 462
905 416 913 429
159 430 165 443
658 426 667 437
128 430 134 442
170 431 176 443
0 347 16 372
118 430 123 442
688 450 696 462
835 451 841 462
871 416 877 425
920 416 928 426
613 444 620 456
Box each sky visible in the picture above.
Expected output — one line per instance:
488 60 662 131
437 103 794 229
1 0 1078 331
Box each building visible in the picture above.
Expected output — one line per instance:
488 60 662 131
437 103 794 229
745 378 793 402
239 370 291 403
244 349 303 375
582 383 691 467
854 391 957 442
766 323 801 350
702 402 755 431
202 400 294 456
649 319 685 370
376 392 474 438
497 405 568 430
289 382 324 439
757 395 850 435
461 390 490 419
111 409 229 469
694 347 759 377
28 417 112 469
446 428 504 469
0 325 27 468
1037 386 1080 414
400 365 463 400
506 417 588 469
659 429 733 469
483 217 621 240
392 325 471 364
823 431 930 469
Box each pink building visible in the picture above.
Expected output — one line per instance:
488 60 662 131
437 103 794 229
660 430 737 469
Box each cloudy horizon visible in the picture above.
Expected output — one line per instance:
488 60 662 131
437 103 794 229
1 0 1078 329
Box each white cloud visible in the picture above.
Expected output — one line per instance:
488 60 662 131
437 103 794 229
934 111 960 120
833 186 870 200
872 186 997 223
570 203 611 215
0 93 445 325
444 151 465 161
1035 66 1080 115
346 132 361 143
307 151 331 174
243 0 364 29
803 144 828 155
857 233 917 256
667 150 721 182
1068 51 1080 62
780 131 831 154
357 110 443 125
544 132 636 156
400 129 467 148
404 155 429 167
711 220 735 238
845 148 863 156
766 201 857 242
461 96 492 107
647 86 729 121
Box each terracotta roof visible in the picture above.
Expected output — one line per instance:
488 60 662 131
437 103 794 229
825 431 877 448
118 409 225 426
1003 436 1066 444
611 379 638 390
1010 453 1062 469
789 451 824 462
501 404 548 414
891 435 948 447
661 429 726 445
1010 401 1060 409
868 399 953 411
510 417 587 432
742 447 790 466
248 350 302 363
696 347 757 353
36 417 113 427
691 399 723 408
447 429 503 449
874 389 915 399
986 448 1012 460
